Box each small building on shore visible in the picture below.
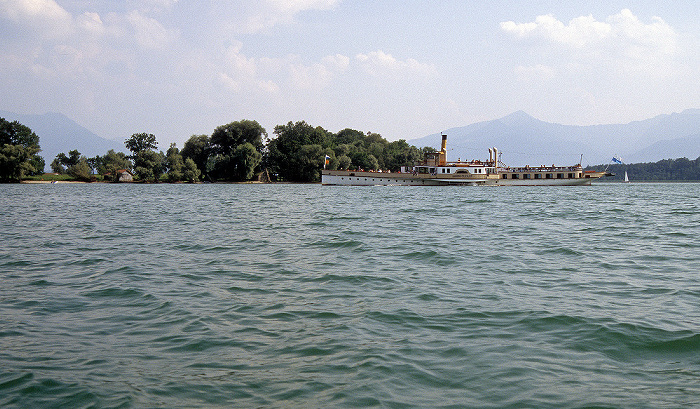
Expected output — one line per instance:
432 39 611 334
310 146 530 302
116 169 134 182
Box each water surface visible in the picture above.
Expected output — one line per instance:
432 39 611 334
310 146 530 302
1 183 699 408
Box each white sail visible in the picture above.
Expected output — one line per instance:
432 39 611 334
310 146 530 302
624 171 629 183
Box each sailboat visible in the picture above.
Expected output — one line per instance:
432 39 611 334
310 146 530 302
624 171 629 183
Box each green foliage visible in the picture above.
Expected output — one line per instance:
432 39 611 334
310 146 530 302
267 122 424 181
166 143 185 182
27 118 441 184
337 155 351 170
267 121 332 182
51 158 65 174
51 149 95 181
125 133 158 156
28 155 45 176
182 158 201 183
0 144 37 182
233 143 262 181
208 121 266 181
0 117 39 147
592 156 700 181
210 143 262 181
181 135 210 180
0 117 41 182
134 150 165 182
97 150 132 180
68 158 93 182
383 140 422 171
211 120 266 155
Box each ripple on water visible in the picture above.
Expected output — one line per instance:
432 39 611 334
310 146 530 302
1 183 700 408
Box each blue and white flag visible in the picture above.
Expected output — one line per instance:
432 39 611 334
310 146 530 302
611 156 623 164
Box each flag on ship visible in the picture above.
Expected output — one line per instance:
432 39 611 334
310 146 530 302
612 155 623 164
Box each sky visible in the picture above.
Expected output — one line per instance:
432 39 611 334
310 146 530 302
1 0 699 147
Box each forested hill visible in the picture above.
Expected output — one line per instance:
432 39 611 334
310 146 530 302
587 157 700 181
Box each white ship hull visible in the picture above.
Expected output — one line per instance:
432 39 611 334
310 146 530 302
322 170 605 186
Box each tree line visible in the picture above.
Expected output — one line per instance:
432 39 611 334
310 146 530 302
1 117 432 183
591 157 700 182
8 114 698 183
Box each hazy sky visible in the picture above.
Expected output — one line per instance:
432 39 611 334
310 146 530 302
1 0 699 146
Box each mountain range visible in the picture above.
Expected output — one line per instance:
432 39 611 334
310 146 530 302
2 108 700 171
0 110 125 171
410 109 700 167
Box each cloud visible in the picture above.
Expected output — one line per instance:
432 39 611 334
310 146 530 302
75 12 106 36
497 9 698 127
216 47 350 95
288 54 349 91
514 64 556 81
126 10 176 49
356 50 437 78
501 9 678 57
234 0 340 33
0 0 73 39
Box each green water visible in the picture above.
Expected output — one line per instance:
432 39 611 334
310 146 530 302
1 183 699 408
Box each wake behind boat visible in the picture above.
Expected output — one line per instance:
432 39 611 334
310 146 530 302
321 134 611 186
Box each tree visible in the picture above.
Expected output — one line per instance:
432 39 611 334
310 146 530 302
337 155 351 170
165 143 184 182
209 142 262 181
51 157 66 174
232 142 262 181
0 117 42 182
182 158 201 183
52 150 82 174
125 133 158 156
267 121 331 182
383 139 422 171
51 149 95 181
86 156 100 175
68 158 93 182
0 144 37 182
211 120 266 156
133 150 165 182
97 149 132 181
296 144 334 181
181 134 210 180
208 120 266 181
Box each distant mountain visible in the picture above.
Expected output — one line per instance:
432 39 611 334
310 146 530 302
410 109 700 166
0 110 125 171
630 133 700 163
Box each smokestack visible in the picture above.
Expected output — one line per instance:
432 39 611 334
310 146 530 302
489 148 493 164
441 134 447 154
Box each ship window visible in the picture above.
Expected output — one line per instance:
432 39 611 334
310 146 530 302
502 174 508 179
512 174 519 179
557 173 563 179
524 174 530 179
534 174 541 179
546 174 552 179
568 173 574 179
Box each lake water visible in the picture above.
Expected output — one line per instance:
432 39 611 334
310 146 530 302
1 182 699 408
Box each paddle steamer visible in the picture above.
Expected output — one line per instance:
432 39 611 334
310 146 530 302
321 134 610 186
